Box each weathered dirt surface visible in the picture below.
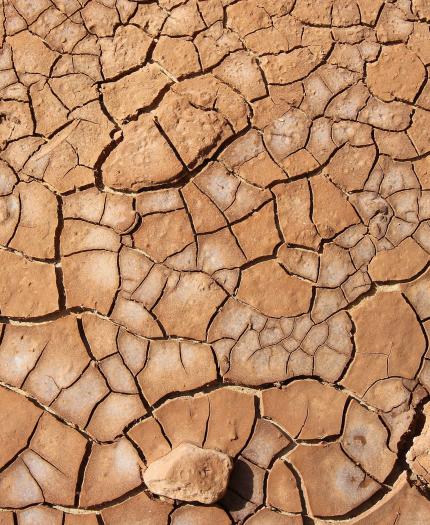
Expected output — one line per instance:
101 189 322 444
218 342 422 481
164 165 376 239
0 0 430 523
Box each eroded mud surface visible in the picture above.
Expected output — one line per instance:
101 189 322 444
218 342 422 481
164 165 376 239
0 0 430 523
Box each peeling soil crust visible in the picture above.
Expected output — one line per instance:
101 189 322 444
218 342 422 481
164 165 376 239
0 0 430 523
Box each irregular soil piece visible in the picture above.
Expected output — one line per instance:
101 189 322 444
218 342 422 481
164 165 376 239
143 443 233 504
407 402 430 486
133 209 194 262
245 509 303 524
342 291 426 397
102 115 183 191
170 505 232 525
0 316 89 406
137 340 217 404
9 182 57 259
310 175 360 239
100 25 152 79
17 507 63 525
86 393 146 441
368 237 429 281
101 492 172 525
0 459 43 508
128 417 171 464
289 443 381 517
242 419 291 468
80 439 145 507
273 180 320 249
153 394 209 449
237 260 313 318
342 400 396 483
62 251 119 314
205 388 256 457
0 387 41 469
262 380 348 439
367 44 426 102
24 413 88 505
64 515 99 525
0 251 58 317
229 456 265 506
330 473 430 524
153 272 227 339
102 65 171 122
267 459 302 513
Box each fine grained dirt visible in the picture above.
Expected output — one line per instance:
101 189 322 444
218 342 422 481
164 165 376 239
0 0 430 523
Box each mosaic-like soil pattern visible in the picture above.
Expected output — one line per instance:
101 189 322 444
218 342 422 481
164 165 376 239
1 0 430 523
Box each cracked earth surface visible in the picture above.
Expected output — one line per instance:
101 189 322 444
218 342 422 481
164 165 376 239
0 0 430 523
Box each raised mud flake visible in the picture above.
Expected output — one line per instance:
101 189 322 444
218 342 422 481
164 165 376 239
214 51 267 102
133 208 194 263
52 365 109 428
260 48 327 86
110 293 164 338
403 266 430 319
228 455 266 507
326 473 430 524
195 23 243 70
0 100 33 145
310 174 360 240
8 30 58 77
144 442 233 504
153 36 201 79
154 75 248 168
242 419 291 469
263 108 311 168
86 392 146 442
8 181 57 260
368 236 429 281
273 180 320 250
0 458 44 508
80 0 119 38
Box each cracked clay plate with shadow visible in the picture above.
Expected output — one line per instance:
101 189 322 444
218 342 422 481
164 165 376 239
1 0 430 524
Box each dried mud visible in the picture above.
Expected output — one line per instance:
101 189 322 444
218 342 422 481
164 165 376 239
0 0 430 524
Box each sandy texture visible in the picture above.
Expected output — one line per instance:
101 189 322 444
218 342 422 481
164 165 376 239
0 0 430 523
